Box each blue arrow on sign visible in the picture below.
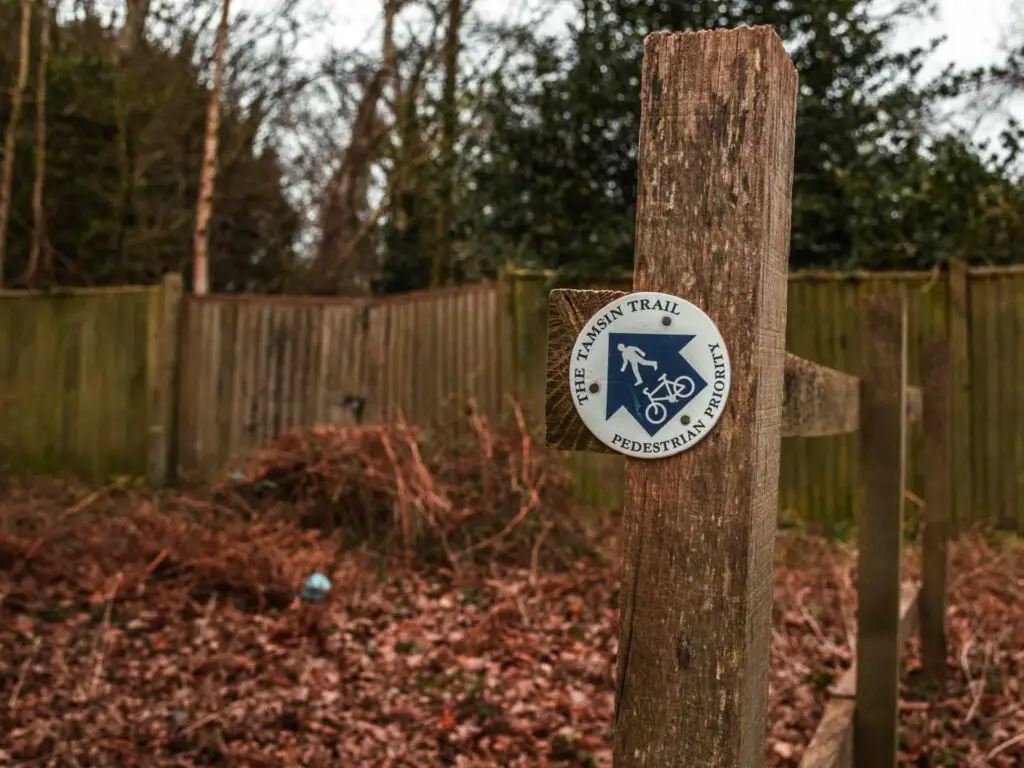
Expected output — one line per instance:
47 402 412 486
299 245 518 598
606 332 708 437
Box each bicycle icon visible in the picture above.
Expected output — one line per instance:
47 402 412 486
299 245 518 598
642 373 696 425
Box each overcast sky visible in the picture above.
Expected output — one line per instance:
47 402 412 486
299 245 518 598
230 0 1021 143
327 0 1021 128
332 0 1016 66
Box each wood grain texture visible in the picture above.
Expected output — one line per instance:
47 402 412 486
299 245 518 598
854 288 908 768
782 354 859 436
799 700 855 768
920 341 951 683
545 289 924 448
545 288 629 450
610 27 797 768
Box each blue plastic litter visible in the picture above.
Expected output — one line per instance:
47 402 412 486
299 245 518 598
301 572 332 602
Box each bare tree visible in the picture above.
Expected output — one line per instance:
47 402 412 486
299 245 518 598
116 0 152 62
310 0 420 295
25 0 52 286
191 0 231 296
308 0 543 293
0 0 33 288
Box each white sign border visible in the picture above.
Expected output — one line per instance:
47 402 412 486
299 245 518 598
567 291 732 459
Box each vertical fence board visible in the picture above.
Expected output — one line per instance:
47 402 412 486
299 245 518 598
948 262 973 526
920 340 951 682
1014 275 1024 531
855 287 909 768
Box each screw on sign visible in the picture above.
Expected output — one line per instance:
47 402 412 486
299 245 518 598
543 26 797 768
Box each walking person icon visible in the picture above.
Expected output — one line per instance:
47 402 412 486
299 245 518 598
617 343 658 385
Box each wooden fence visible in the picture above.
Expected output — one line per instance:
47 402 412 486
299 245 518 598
543 282 946 768
506 265 1024 532
0 265 1022 531
0 280 178 482
798 336 954 768
176 283 509 478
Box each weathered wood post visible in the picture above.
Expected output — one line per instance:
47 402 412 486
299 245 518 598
855 288 909 768
946 260 972 525
146 272 183 486
544 27 798 767
920 340 951 683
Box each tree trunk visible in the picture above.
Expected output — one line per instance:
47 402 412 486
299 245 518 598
116 0 152 62
431 0 461 288
191 0 231 296
113 0 153 281
26 0 52 287
0 0 33 288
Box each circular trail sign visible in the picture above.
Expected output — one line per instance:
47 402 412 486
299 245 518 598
568 291 731 459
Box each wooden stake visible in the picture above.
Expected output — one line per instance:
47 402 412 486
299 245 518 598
610 28 797 767
947 261 972 525
854 287 909 768
920 340 951 683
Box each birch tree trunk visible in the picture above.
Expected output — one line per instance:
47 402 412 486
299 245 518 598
0 0 33 287
191 0 231 296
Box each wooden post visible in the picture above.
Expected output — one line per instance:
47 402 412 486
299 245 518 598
920 340 951 683
146 272 182 486
854 288 909 768
611 28 795 767
947 260 972 526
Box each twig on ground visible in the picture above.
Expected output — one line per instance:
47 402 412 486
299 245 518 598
85 572 124 700
8 636 41 708
977 731 1024 766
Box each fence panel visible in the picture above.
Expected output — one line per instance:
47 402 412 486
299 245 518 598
177 283 505 479
779 273 948 532
3 268 1021 531
968 269 1024 531
177 296 370 477
0 287 158 481
505 270 963 528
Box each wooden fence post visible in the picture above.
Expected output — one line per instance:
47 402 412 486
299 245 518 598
146 272 182 486
610 28 796 767
855 287 909 768
920 340 951 683
947 260 972 526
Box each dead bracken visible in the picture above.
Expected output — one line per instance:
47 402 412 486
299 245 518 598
0 420 1020 766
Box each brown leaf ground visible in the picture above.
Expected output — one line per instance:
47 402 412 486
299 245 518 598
0 427 1021 767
